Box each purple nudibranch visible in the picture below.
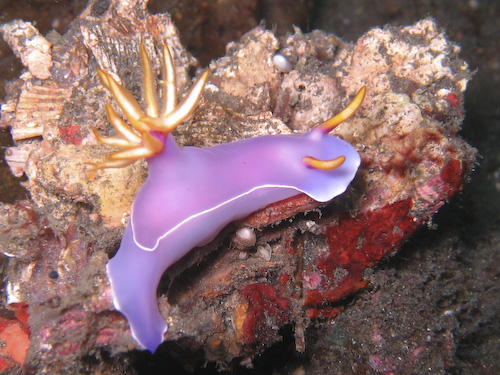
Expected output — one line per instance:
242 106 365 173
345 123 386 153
92 42 365 352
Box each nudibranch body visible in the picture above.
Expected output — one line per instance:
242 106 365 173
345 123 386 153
94 42 365 352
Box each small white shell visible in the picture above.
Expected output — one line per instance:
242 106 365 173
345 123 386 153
257 244 272 261
232 227 257 249
273 53 293 73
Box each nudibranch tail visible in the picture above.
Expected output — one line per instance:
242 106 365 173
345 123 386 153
91 42 210 169
315 86 366 135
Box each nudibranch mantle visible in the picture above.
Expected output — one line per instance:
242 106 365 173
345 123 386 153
94 42 365 352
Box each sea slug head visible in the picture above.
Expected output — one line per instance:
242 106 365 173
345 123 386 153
90 42 210 169
288 86 366 202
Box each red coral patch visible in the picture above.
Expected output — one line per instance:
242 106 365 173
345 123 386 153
0 303 30 372
240 283 290 345
321 199 422 278
59 124 83 145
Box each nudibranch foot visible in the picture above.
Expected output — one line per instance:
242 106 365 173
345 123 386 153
94 42 365 352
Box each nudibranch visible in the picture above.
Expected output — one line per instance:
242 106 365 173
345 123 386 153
93 42 365 352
